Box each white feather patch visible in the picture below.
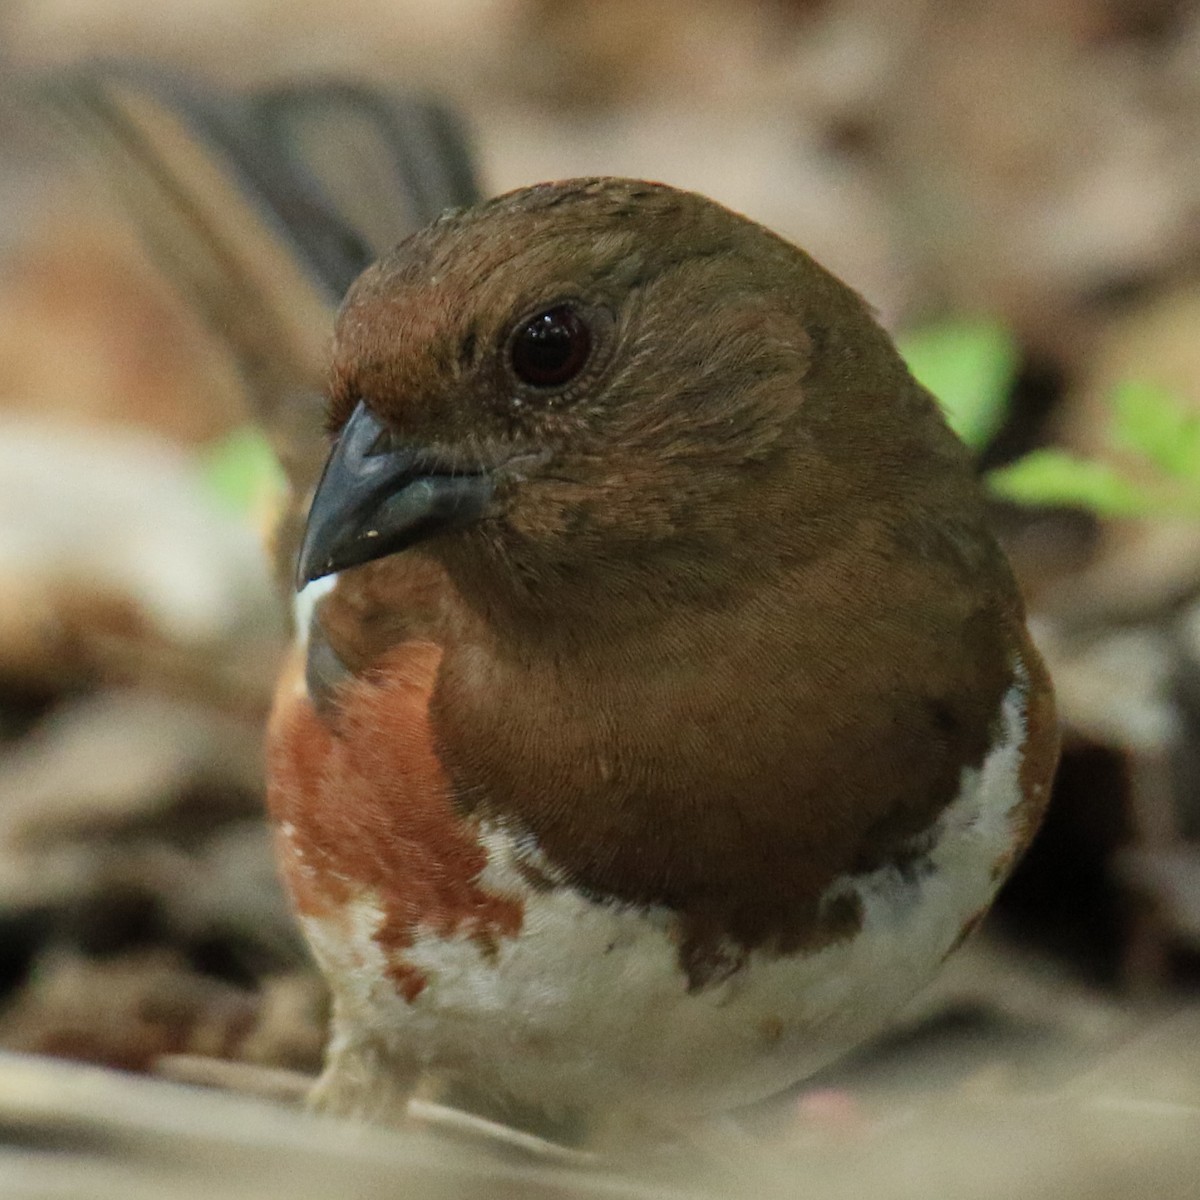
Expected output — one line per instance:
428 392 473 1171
294 575 336 649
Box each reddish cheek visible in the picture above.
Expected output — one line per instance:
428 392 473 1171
266 644 524 998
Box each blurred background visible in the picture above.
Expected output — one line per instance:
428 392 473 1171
1 1 1200 1197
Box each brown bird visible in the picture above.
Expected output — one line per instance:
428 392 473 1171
266 178 1059 1140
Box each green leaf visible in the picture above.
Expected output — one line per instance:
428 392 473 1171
898 319 1018 450
199 427 286 517
1109 380 1200 481
986 450 1165 517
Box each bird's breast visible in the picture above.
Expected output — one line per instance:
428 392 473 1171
269 564 1058 1007
265 625 1047 1117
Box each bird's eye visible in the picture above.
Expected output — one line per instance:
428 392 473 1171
509 305 592 388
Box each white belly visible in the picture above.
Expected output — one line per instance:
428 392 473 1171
294 675 1028 1122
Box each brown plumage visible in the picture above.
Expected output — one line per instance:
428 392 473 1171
267 177 1058 1135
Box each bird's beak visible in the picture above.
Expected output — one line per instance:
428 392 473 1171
295 400 495 588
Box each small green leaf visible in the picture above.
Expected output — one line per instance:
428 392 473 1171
199 427 286 516
898 319 1018 450
1109 380 1200 481
986 450 1164 517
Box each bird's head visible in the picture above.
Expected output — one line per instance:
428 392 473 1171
297 178 969 634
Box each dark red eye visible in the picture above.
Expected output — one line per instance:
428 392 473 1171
510 305 592 387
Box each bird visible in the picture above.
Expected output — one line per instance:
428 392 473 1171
265 177 1060 1142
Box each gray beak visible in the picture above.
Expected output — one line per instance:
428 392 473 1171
295 401 494 587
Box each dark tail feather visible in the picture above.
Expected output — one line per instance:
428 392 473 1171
31 64 481 583
35 63 481 495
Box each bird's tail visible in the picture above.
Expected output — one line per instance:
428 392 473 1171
31 63 480 582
